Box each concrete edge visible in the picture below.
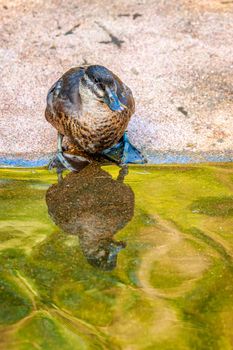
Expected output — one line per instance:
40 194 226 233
0 151 232 167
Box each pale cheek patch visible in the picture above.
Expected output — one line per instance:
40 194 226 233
84 74 105 98
94 85 105 98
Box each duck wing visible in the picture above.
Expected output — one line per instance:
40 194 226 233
46 67 85 120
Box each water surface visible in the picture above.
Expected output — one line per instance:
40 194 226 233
0 164 233 350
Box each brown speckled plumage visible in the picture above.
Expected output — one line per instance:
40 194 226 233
45 65 135 155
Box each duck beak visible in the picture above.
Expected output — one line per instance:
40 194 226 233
105 87 125 112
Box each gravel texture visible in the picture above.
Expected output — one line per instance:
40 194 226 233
0 0 233 162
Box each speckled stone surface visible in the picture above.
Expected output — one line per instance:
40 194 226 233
0 0 233 164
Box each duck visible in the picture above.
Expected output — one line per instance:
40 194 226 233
45 65 145 169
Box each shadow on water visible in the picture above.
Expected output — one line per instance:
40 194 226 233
46 164 134 270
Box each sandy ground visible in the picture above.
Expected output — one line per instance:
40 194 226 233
0 0 233 163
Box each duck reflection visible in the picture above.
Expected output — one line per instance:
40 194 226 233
46 164 134 270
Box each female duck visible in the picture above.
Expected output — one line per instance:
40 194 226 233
45 65 144 168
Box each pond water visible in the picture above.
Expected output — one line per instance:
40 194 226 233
0 163 233 350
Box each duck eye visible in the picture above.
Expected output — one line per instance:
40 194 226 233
94 77 99 83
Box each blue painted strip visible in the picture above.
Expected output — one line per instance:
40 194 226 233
0 152 232 167
0 157 50 168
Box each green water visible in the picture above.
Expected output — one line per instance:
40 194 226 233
0 163 233 350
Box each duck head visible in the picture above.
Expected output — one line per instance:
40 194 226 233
83 239 127 271
81 65 125 112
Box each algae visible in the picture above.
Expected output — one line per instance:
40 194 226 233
0 163 233 349
190 196 233 217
